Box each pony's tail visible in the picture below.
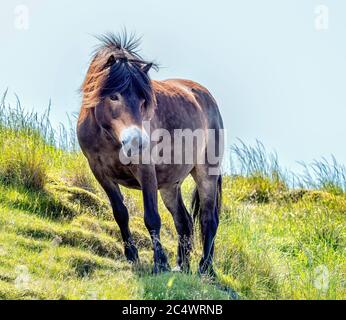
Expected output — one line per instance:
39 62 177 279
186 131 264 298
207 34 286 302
192 175 222 236
217 174 222 214
191 186 201 225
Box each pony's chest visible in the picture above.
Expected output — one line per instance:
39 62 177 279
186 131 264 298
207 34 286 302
94 153 141 189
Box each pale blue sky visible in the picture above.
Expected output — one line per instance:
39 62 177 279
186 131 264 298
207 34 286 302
1 0 345 171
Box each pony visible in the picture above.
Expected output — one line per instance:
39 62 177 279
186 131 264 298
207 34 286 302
77 32 224 274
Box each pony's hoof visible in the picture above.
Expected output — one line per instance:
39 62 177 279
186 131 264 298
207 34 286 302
198 265 217 278
125 245 139 263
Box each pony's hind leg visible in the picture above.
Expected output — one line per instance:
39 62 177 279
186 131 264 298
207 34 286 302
191 166 221 276
160 183 193 272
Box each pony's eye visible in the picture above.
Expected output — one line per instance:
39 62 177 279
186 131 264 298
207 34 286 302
110 94 119 101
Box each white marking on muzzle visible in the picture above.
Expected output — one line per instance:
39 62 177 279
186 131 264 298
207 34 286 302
120 126 149 157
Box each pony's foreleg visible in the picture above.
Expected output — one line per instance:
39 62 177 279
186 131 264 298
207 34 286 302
136 166 170 273
100 182 139 263
160 184 193 272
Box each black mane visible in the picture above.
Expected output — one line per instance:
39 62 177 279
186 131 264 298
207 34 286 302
93 31 157 107
95 30 143 60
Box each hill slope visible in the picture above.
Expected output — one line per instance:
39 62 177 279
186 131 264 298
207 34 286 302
1 174 345 299
0 101 345 300
0 181 233 299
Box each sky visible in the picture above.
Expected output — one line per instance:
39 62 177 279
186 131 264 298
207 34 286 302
1 0 346 172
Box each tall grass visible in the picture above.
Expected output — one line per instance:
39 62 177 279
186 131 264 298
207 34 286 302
229 139 346 195
299 157 346 195
1 90 346 194
0 92 52 189
0 91 55 144
230 139 284 181
228 140 287 202
0 92 94 191
0 90 78 151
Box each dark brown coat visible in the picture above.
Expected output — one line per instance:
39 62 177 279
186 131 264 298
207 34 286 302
77 33 223 274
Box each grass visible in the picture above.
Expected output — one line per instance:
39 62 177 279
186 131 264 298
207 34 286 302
0 94 345 300
299 156 346 195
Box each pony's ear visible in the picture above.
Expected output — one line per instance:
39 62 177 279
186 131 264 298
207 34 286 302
105 55 116 68
141 63 153 74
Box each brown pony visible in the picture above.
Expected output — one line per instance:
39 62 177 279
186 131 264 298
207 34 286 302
77 32 224 275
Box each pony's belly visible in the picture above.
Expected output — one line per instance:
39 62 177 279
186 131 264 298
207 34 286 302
114 176 142 189
156 164 194 188
113 164 193 189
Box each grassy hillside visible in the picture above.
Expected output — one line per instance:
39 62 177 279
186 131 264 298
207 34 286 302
0 96 345 300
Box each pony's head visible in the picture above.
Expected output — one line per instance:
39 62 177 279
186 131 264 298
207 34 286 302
82 31 157 156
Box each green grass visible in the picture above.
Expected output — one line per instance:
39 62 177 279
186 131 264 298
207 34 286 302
0 95 345 300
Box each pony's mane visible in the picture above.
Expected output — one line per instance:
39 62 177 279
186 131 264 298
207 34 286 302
94 31 143 59
82 31 157 109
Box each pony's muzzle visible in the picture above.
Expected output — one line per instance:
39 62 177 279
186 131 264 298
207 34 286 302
121 126 149 157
